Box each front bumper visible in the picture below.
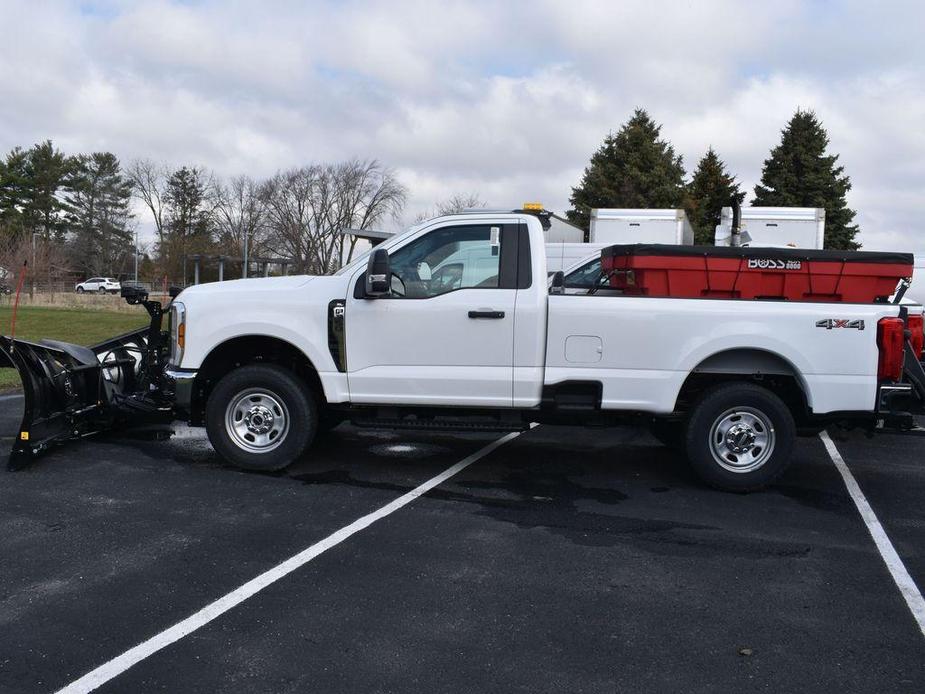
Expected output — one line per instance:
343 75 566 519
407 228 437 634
164 368 198 414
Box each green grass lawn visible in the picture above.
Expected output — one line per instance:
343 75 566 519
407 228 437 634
0 306 148 391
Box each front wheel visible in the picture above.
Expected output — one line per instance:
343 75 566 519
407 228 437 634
205 364 317 471
684 383 795 492
76 287 84 294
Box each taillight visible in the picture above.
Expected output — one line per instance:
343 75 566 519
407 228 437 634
877 317 905 381
908 313 924 359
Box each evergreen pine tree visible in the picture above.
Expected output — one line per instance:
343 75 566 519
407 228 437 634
0 147 30 240
65 152 134 275
685 147 745 245
23 140 73 242
753 110 859 249
163 166 213 280
567 109 686 233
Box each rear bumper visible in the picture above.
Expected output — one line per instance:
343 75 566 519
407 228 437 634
878 383 917 414
164 368 197 414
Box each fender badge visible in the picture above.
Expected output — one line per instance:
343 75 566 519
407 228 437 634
816 319 865 330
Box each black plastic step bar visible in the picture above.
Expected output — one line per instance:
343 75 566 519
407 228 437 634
351 417 528 432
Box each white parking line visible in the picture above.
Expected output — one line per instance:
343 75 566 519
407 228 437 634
55 430 525 694
820 431 925 638
0 393 23 402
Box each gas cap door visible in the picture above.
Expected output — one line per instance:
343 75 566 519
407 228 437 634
565 335 603 363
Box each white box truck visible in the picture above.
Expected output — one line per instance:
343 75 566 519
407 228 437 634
590 208 694 246
545 215 584 243
714 206 825 249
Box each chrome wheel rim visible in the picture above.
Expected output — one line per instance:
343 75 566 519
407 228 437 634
708 406 775 473
224 388 290 453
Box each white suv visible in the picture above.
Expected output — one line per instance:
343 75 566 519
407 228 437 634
75 277 121 294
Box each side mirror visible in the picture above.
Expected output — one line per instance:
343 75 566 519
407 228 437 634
365 248 391 298
550 271 565 295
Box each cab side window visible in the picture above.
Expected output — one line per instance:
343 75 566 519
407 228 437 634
388 225 501 298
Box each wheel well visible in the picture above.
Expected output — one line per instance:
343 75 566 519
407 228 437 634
675 349 810 424
191 336 323 425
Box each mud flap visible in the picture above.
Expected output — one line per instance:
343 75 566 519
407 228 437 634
0 290 175 469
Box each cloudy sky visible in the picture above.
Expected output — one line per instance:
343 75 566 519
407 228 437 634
2 0 924 251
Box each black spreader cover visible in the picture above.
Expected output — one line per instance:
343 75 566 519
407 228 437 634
601 244 914 265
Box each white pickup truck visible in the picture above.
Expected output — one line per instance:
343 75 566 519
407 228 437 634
150 210 925 492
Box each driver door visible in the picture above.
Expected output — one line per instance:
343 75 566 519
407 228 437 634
345 222 518 406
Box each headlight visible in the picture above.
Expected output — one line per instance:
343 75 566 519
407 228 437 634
169 302 186 366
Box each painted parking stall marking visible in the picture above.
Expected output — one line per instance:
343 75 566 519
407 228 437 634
820 431 925 638
55 430 525 694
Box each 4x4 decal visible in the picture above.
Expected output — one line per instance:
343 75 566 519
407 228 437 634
816 319 865 330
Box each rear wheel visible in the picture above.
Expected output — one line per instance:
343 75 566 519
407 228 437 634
684 382 795 492
206 364 316 471
98 287 106 294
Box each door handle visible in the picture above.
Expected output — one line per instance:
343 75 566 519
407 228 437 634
468 310 505 319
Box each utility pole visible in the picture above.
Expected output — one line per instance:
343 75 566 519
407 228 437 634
243 231 249 279
133 231 139 284
30 232 39 299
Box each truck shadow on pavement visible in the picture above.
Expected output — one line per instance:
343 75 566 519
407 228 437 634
2 397 839 564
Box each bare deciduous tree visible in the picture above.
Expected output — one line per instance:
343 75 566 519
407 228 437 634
260 167 315 274
414 192 487 223
331 159 406 268
126 159 168 248
0 231 70 295
262 160 405 275
129 161 217 282
213 175 267 272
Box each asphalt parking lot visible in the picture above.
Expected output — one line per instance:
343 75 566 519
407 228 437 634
1 392 923 693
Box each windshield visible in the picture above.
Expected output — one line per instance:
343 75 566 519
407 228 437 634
333 224 423 276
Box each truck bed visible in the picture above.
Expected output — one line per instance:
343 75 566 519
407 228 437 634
544 294 901 415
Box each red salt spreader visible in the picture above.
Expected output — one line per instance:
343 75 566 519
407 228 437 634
600 244 914 304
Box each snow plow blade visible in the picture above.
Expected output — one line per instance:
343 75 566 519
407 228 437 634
0 288 174 470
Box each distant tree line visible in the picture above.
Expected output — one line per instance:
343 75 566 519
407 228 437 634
0 142 135 288
0 146 406 287
568 108 860 249
0 107 861 291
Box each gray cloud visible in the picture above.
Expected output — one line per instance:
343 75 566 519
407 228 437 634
0 0 923 252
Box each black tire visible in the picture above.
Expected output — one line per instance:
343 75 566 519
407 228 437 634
684 382 795 492
76 287 84 294
205 364 316 471
649 419 685 450
98 287 107 294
